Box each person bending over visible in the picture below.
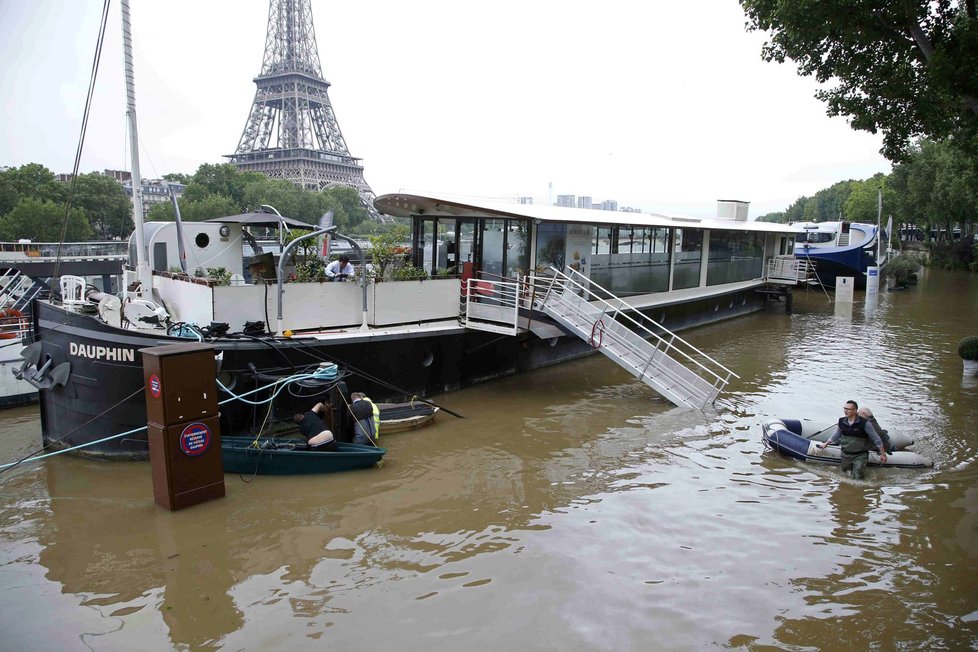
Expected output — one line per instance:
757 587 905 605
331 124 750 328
293 402 338 451
818 399 887 479
325 255 354 281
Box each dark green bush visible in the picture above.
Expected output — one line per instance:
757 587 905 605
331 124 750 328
958 336 978 361
884 255 919 288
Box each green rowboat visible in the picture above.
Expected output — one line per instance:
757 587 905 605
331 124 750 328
222 437 386 475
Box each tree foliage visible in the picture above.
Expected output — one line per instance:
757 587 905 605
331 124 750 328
70 172 132 239
0 198 93 241
0 163 65 216
888 139 978 239
741 0 978 160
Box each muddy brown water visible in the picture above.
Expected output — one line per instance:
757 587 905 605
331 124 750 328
1 267 976 650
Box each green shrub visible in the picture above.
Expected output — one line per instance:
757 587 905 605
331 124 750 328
205 267 232 286
293 260 325 283
958 336 978 361
392 264 427 281
884 255 919 288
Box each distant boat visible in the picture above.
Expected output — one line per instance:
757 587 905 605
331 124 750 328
221 438 386 475
0 305 38 408
761 418 932 469
792 221 886 288
378 401 439 433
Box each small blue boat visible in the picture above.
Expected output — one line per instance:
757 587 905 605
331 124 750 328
761 418 932 469
221 437 386 475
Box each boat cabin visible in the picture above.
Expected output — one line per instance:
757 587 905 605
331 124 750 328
377 194 799 299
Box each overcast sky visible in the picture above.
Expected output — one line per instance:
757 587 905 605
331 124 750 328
0 1 891 218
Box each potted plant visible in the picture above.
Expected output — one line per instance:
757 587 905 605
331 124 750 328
959 336 978 376
884 255 919 290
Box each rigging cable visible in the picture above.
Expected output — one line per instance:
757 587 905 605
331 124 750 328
52 0 113 287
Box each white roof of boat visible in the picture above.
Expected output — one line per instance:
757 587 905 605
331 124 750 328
375 193 800 234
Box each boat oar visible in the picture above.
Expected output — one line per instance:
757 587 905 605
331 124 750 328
322 354 465 419
405 396 463 419
805 422 837 441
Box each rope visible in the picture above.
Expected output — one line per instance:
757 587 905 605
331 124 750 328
53 0 112 285
0 371 322 475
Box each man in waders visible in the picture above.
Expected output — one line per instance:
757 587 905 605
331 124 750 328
818 400 887 479
350 392 380 446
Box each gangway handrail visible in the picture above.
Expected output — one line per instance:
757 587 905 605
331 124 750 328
531 266 740 385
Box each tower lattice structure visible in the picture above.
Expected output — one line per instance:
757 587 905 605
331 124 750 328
227 0 382 220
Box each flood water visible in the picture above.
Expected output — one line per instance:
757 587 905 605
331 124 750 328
1 268 976 650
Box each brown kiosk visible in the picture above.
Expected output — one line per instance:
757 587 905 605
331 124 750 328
142 343 225 511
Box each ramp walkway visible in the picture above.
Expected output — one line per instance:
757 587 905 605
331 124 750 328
461 267 738 410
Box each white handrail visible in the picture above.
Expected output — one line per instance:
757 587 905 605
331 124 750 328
532 266 739 384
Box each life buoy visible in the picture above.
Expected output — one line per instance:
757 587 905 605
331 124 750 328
0 308 26 339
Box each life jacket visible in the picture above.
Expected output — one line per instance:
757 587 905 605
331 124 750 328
837 415 868 438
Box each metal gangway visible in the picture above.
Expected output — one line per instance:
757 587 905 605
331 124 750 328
0 269 47 312
461 267 738 409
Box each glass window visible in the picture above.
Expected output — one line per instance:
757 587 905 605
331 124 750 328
481 218 506 277
436 218 455 274
706 230 765 286
535 223 566 273
507 220 529 277
672 228 702 290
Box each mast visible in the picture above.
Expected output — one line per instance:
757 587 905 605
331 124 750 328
876 189 882 264
121 0 152 294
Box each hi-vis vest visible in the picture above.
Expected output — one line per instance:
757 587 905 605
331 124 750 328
356 397 381 440
368 398 380 440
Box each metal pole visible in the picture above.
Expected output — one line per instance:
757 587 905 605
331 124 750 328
121 0 151 296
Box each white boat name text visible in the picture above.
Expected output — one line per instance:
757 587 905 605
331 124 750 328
70 342 136 362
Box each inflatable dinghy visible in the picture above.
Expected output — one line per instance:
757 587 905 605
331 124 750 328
761 418 932 469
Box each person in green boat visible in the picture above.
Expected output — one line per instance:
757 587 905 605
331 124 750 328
350 392 380 447
293 402 338 451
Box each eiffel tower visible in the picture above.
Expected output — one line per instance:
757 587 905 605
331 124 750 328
226 0 382 220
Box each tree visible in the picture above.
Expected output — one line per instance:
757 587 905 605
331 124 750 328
181 163 263 209
843 174 896 223
162 172 192 184
888 139 978 239
0 163 65 216
0 198 93 241
321 184 369 231
367 226 410 281
741 0 978 160
70 172 132 239
181 195 240 222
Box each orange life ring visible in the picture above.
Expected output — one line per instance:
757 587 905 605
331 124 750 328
0 308 26 339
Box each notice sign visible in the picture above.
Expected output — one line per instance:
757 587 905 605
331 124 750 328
149 374 162 398
179 422 212 457
836 277 855 303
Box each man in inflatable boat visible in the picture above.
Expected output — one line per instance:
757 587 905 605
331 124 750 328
818 400 888 479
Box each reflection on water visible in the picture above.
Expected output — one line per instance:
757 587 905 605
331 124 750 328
1 269 976 649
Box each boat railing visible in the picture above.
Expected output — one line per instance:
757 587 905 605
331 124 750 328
529 266 739 390
0 241 128 260
765 256 816 285
459 271 524 335
0 306 31 342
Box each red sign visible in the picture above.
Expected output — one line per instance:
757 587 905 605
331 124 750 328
179 422 212 457
149 374 161 398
